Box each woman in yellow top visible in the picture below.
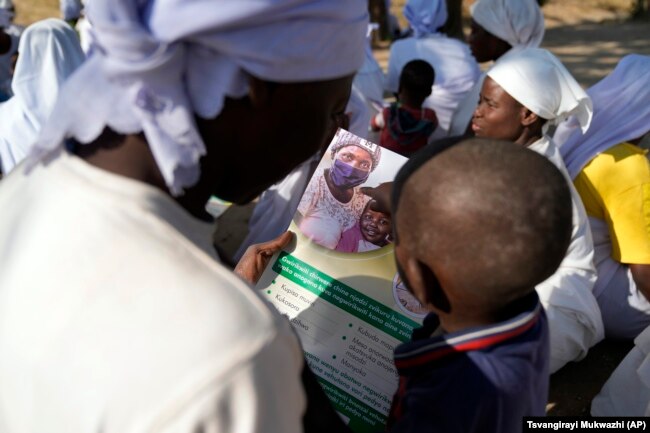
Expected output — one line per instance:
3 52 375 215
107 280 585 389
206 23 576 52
556 54 650 341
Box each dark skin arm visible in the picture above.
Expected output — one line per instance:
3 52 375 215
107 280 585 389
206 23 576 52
630 264 650 302
234 231 294 285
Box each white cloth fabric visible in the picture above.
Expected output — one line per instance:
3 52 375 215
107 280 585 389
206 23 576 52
0 19 84 174
555 54 650 179
0 150 306 433
0 0 13 10
0 8 11 27
592 325 650 416
529 136 604 373
587 217 650 339
447 0 545 137
487 48 592 134
60 0 83 21
470 0 544 50
387 35 480 132
31 0 368 195
403 0 447 38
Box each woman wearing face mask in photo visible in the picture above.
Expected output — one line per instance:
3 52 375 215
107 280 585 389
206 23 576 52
297 130 382 249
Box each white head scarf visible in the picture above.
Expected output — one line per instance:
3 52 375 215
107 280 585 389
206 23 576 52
555 54 650 179
60 0 83 21
0 19 85 174
471 0 544 50
32 0 368 195
487 48 592 134
403 0 448 38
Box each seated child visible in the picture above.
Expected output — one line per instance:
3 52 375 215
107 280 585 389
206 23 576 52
371 59 438 157
386 138 573 433
335 199 392 253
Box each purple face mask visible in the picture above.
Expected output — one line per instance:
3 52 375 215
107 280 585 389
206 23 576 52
329 159 370 189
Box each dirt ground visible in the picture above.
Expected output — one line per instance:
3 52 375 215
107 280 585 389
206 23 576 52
15 0 649 418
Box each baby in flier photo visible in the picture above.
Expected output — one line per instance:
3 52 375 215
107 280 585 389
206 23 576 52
335 200 392 253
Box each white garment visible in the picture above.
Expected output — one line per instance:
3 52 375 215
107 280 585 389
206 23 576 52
403 0 447 38
555 54 650 179
529 136 604 373
592 325 650 416
470 0 544 50
387 34 480 132
32 0 369 195
487 48 592 133
0 19 84 174
297 167 370 250
0 150 306 433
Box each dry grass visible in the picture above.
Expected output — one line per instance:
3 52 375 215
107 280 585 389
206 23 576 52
13 0 58 26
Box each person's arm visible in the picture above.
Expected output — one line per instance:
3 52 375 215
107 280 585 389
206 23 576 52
630 264 650 302
234 231 294 285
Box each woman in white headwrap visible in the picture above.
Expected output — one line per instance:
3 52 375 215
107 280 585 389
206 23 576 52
0 0 368 431
0 18 84 174
386 0 480 136
551 54 650 416
448 0 545 137
471 48 604 373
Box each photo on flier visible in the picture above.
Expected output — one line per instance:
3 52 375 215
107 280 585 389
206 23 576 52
256 128 427 433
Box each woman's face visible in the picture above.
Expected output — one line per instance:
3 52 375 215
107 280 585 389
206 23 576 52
335 145 372 172
468 20 510 63
471 77 525 142
360 207 391 245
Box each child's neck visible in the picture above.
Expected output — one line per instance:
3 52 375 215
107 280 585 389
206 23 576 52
398 93 424 110
438 292 537 333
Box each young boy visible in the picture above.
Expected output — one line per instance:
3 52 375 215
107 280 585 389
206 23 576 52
371 59 438 157
386 138 573 432
335 199 392 252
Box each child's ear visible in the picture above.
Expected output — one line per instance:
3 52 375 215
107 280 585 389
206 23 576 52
398 254 451 314
520 108 539 127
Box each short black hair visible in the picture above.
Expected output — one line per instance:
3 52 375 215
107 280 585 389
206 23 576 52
399 59 435 100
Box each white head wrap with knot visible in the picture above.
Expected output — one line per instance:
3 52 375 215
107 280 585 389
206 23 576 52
0 19 85 173
471 0 544 50
403 0 448 38
32 0 368 195
555 54 650 179
487 48 592 134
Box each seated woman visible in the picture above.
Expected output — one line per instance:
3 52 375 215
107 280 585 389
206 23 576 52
470 48 604 373
335 200 392 253
556 54 650 342
0 18 84 174
297 131 381 249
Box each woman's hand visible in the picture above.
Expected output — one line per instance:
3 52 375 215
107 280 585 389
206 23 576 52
234 231 294 285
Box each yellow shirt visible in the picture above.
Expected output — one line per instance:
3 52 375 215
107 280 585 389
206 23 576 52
574 142 650 264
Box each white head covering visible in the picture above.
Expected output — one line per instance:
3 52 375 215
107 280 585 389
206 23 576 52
471 0 544 50
555 54 650 179
403 0 448 38
60 0 83 21
0 19 85 174
32 0 368 195
487 48 592 134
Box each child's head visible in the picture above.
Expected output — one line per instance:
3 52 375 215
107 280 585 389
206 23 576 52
398 60 435 107
392 138 572 325
360 200 392 246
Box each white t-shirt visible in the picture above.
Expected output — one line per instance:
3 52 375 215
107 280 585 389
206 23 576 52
386 34 480 134
0 151 305 433
529 136 604 372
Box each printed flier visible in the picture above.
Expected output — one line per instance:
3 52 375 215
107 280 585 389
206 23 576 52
256 129 426 433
